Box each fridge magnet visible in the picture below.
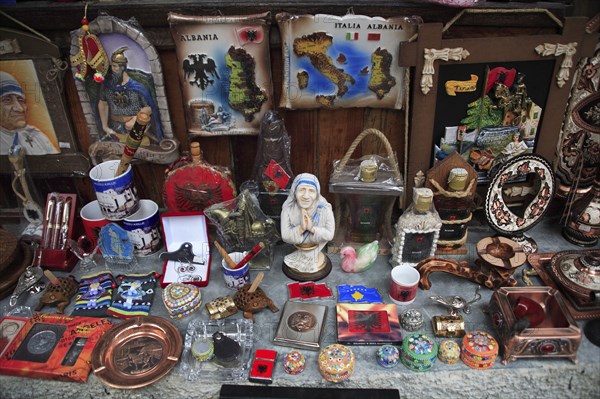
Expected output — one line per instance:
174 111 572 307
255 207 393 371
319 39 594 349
276 12 419 109
69 14 178 166
168 12 273 136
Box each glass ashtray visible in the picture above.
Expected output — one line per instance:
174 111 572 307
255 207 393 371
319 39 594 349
178 318 253 382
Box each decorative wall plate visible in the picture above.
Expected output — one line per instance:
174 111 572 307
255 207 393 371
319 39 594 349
484 153 554 252
91 315 182 389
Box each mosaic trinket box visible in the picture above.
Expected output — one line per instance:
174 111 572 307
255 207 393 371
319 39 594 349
376 344 400 368
460 330 499 369
162 283 202 319
283 350 305 375
318 344 355 383
437 340 460 364
401 333 438 372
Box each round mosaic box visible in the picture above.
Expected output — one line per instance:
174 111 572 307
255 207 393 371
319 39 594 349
376 345 400 368
162 283 202 319
437 340 460 364
283 350 306 375
192 338 214 362
461 330 499 369
400 309 424 332
318 344 355 383
401 333 438 372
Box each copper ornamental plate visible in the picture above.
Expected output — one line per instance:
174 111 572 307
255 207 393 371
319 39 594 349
92 316 182 389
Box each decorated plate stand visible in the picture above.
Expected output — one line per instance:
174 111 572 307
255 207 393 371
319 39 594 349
484 153 555 254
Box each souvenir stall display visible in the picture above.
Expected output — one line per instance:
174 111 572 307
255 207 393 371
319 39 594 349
2 4 600 398
167 12 273 136
329 128 403 255
276 12 419 109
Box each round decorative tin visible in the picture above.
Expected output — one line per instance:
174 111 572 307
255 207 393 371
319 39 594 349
162 283 202 319
461 330 499 369
318 344 355 383
401 333 438 372
376 345 400 368
437 340 460 364
283 350 306 375
192 338 214 362
400 308 424 332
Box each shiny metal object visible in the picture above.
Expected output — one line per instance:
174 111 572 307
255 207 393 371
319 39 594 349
92 316 182 389
205 296 238 320
400 308 424 332
9 243 45 307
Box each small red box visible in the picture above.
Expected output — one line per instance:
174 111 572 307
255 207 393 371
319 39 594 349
159 211 211 288
40 193 79 272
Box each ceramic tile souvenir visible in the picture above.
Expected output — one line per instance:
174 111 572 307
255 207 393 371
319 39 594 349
162 283 202 319
318 344 355 383
276 13 419 109
69 14 178 166
168 12 273 136
336 303 402 345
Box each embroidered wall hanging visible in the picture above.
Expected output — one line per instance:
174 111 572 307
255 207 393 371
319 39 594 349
168 12 273 136
276 13 419 110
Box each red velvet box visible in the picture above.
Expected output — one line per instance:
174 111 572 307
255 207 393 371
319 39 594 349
40 193 78 272
159 211 211 288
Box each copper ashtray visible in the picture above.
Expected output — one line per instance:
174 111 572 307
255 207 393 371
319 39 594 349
488 287 581 364
477 236 526 269
92 316 182 389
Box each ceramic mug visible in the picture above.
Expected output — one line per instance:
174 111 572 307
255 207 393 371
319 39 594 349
389 265 420 305
89 159 139 221
221 252 250 289
80 200 111 250
122 199 162 256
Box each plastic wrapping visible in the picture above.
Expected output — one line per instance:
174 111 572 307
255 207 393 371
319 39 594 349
204 190 280 270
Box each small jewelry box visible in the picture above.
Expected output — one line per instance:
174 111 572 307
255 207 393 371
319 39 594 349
318 344 355 383
400 309 424 332
376 345 400 368
283 351 306 375
437 340 460 364
460 330 499 369
401 333 438 372
162 283 202 319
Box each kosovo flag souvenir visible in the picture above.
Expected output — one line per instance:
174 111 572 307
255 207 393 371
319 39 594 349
168 12 273 136
276 13 420 109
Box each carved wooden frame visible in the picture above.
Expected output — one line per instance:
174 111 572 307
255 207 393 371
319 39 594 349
398 17 597 198
0 28 89 175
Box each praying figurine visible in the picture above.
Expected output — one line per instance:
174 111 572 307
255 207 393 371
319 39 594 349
280 173 335 281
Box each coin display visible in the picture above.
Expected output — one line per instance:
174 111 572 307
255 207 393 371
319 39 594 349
287 311 317 333
27 330 57 355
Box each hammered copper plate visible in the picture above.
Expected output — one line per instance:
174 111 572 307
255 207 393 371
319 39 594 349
91 316 182 389
527 252 600 320
477 236 526 269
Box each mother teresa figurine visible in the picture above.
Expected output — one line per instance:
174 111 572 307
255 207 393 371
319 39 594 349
281 173 335 281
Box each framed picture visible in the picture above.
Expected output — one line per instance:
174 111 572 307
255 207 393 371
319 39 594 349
0 28 89 175
69 14 179 165
398 16 596 197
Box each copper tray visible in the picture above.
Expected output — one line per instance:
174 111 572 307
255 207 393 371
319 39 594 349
92 316 182 389
527 252 600 320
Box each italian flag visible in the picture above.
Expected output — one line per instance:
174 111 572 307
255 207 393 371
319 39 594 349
346 32 359 41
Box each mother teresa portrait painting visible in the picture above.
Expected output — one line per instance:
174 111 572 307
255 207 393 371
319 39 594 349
0 60 60 155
